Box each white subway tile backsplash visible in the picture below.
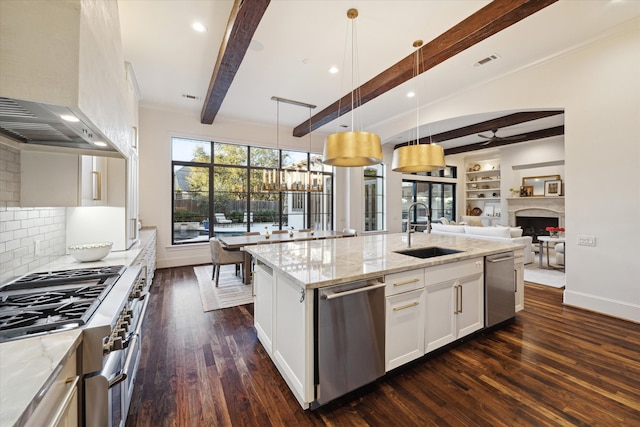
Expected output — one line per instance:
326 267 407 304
1 144 67 284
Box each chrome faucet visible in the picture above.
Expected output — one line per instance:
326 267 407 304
406 202 429 248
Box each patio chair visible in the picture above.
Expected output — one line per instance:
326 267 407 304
214 213 232 225
209 238 245 287
243 212 254 223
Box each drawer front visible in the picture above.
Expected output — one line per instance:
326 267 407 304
424 258 483 286
385 269 424 296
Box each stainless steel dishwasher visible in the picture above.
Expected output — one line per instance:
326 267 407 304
485 252 516 327
313 278 386 408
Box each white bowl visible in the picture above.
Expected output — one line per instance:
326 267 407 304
68 242 113 262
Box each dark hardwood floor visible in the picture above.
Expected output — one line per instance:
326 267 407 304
126 266 640 427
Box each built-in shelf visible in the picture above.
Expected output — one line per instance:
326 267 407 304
465 159 501 219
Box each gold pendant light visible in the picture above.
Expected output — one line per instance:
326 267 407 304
323 8 382 167
392 40 445 173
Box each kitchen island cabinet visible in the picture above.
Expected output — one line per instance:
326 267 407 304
246 233 522 409
0 330 82 427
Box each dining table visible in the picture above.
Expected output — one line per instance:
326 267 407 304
218 230 350 284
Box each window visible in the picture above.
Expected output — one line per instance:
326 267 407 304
171 137 333 244
402 168 456 231
364 164 384 232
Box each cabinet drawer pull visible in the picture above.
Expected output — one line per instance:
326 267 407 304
393 301 419 311
393 278 419 287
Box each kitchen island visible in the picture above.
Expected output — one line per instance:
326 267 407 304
245 232 524 409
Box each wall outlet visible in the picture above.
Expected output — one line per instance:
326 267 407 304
577 235 596 246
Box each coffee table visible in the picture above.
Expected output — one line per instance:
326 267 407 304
537 235 566 269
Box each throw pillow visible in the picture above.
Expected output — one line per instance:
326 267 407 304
439 217 450 225
496 225 523 238
464 226 511 238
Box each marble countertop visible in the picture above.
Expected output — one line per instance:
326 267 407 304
0 330 82 427
245 232 524 289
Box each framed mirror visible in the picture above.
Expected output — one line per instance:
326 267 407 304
522 175 561 196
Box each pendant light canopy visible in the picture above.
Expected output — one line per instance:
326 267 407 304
322 8 382 167
392 40 445 173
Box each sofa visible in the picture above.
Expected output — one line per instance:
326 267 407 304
429 223 535 264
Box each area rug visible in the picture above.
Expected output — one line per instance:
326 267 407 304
193 264 254 311
524 263 565 288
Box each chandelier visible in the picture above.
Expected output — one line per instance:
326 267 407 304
262 97 323 193
392 40 445 173
322 8 382 167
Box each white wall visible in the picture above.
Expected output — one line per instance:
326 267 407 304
138 18 640 322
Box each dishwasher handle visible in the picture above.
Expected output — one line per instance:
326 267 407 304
323 281 385 300
487 255 515 263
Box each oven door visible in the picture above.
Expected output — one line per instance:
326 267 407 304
84 334 140 427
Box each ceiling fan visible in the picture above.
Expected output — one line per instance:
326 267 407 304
478 129 523 145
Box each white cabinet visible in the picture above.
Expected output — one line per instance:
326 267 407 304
254 262 274 355
385 288 426 371
271 274 314 408
424 258 484 353
26 350 79 427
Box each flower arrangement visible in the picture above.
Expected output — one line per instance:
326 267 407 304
546 226 565 237
545 227 565 232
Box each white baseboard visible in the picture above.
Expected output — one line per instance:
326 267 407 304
563 290 640 323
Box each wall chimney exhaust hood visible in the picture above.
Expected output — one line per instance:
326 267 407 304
0 97 119 153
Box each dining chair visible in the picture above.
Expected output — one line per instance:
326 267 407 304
298 229 312 232
271 230 288 234
243 232 260 236
209 238 245 287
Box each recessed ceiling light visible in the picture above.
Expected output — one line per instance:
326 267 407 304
407 91 415 98
328 66 339 74
192 22 207 32
93 141 107 147
60 114 79 122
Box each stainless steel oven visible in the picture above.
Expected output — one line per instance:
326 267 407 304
84 265 148 427
0 263 150 426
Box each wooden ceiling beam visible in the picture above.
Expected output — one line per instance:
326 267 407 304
443 125 565 155
201 0 270 124
293 0 558 137
393 110 563 148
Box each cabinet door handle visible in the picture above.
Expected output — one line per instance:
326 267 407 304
393 301 419 311
49 375 79 427
453 284 459 314
514 270 518 293
393 278 419 287
92 171 102 201
458 284 463 313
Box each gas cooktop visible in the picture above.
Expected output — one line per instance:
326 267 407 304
0 265 125 341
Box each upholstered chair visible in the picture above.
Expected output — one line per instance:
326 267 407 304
209 238 245 287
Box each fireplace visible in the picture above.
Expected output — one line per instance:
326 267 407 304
516 216 558 243
507 197 565 243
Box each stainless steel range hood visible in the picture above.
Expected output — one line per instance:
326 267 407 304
0 97 119 153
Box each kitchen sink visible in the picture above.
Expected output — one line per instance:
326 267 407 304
394 246 463 259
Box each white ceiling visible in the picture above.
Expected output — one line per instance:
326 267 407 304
118 0 640 150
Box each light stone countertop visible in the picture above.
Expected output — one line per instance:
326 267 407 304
245 232 524 289
0 329 82 427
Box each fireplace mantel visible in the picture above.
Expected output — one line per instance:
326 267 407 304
507 197 565 227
